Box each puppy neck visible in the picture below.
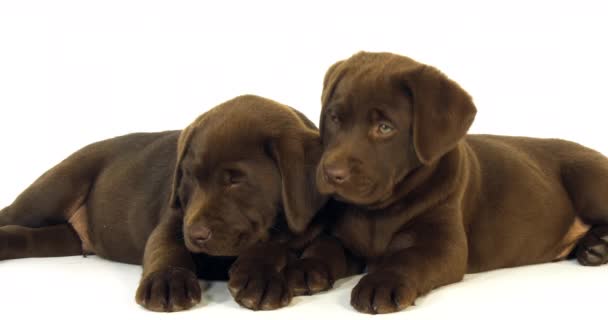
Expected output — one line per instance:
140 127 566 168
364 143 466 212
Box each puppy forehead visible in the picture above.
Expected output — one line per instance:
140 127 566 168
323 52 424 117
327 51 422 108
328 67 409 117
187 125 266 167
180 94 308 169
204 94 299 127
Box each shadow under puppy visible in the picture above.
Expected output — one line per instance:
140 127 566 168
299 51 608 314
0 95 326 312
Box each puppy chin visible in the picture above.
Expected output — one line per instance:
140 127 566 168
316 167 393 206
184 239 206 253
334 183 394 208
335 191 382 207
184 239 240 256
201 246 240 257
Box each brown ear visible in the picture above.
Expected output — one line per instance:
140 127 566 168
406 65 477 164
169 124 196 209
321 60 344 107
268 127 327 233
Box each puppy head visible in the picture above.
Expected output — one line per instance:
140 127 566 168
317 52 476 207
170 95 326 256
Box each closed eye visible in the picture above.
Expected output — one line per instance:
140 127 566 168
224 169 246 186
327 109 340 124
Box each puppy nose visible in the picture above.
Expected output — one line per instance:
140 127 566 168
324 164 350 184
189 225 212 247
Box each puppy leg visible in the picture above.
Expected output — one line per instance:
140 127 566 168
351 209 467 314
561 154 608 225
0 149 98 228
228 242 292 310
0 224 82 260
136 213 201 312
560 152 608 265
285 236 361 296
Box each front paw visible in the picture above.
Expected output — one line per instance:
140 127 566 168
284 258 333 296
228 261 292 310
351 272 417 314
135 267 202 312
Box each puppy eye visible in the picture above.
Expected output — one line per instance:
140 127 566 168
376 122 395 136
328 110 340 124
224 170 245 186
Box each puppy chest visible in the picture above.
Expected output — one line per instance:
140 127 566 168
332 213 400 257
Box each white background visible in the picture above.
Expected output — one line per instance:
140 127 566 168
0 1 607 319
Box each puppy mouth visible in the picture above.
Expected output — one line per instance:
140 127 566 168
186 230 272 257
184 234 244 256
316 167 336 195
188 242 241 256
184 237 208 254
318 175 388 206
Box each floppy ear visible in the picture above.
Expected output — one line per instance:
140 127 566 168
169 124 196 209
405 65 477 164
321 60 344 107
268 127 328 233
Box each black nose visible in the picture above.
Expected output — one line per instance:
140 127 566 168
324 164 350 184
189 225 212 247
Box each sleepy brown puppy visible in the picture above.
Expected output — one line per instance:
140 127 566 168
307 51 608 314
0 95 326 312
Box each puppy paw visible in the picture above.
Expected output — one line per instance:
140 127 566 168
577 225 608 266
351 272 416 314
135 267 202 312
284 258 333 296
228 261 292 310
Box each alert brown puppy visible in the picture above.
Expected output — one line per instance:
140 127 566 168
0 95 326 312
309 52 608 314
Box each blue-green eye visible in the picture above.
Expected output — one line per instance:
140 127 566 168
377 122 394 135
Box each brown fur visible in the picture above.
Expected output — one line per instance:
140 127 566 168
0 95 327 312
311 52 608 314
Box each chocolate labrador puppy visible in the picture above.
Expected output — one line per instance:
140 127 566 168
0 95 326 312
304 52 608 314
